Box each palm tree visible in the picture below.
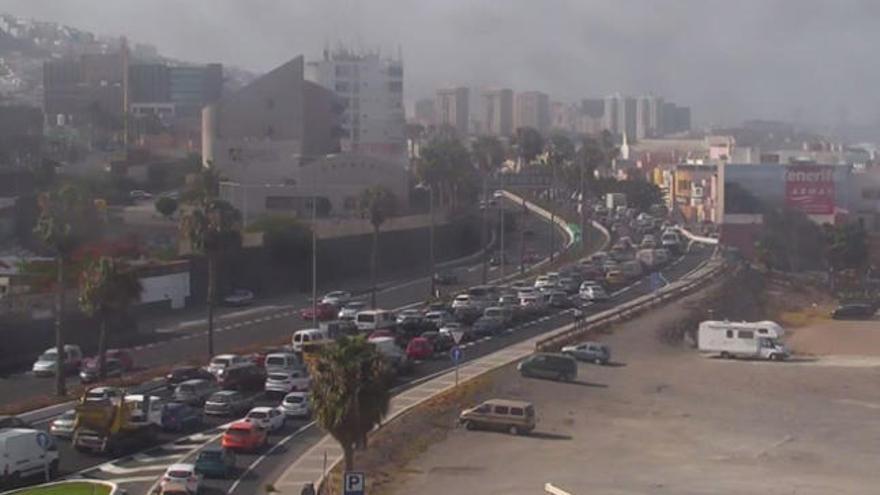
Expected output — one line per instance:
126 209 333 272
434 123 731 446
180 165 242 359
311 335 391 471
34 184 99 396
359 186 397 308
78 257 143 379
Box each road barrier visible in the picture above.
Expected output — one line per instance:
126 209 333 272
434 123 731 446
535 251 727 352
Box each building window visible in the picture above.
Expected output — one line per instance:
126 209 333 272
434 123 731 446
335 81 349 93
388 81 402 92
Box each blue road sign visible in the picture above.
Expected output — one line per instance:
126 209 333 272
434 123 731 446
450 346 462 363
344 471 365 495
35 432 51 451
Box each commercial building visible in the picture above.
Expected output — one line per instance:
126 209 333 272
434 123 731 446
636 95 664 140
44 52 125 125
0 105 43 169
435 87 469 136
515 91 550 134
414 98 435 127
203 55 406 223
661 102 691 134
481 88 514 137
305 48 405 161
168 64 222 118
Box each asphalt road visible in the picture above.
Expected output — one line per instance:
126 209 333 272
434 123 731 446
390 264 880 495
6 203 711 495
2 199 567 491
98 246 710 495
0 199 563 409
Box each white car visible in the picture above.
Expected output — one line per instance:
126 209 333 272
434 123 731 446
533 276 557 291
579 285 609 302
321 291 352 307
49 410 76 438
438 321 462 336
451 294 472 310
83 386 124 402
206 354 250 376
280 392 311 418
338 301 367 321
222 289 254 306
265 369 311 395
160 463 201 494
245 407 286 432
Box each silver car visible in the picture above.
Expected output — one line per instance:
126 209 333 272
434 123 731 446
561 342 611 365
49 410 76 438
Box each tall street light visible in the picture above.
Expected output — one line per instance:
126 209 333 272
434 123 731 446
417 183 436 299
311 175 318 329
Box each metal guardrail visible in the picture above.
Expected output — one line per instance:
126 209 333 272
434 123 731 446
535 255 728 352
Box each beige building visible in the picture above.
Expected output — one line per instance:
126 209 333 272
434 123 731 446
515 91 550 134
481 88 513 137
435 87 469 136
202 55 407 223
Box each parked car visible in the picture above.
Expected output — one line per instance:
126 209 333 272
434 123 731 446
222 289 255 306
434 270 459 285
299 302 337 321
130 189 153 200
79 358 124 383
320 291 352 307
245 406 286 432
405 337 434 361
265 369 311 396
831 303 876 320
473 315 504 337
204 391 254 416
160 463 201 495
534 276 557 291
280 391 312 418
605 270 626 286
222 421 268 453
338 301 368 321
32 344 83 377
561 342 611 364
517 353 577 381
438 322 470 342
166 366 215 390
49 411 75 438
216 364 266 391
459 399 536 435
206 354 252 377
161 402 203 432
396 309 424 331
80 349 133 372
194 446 236 479
262 352 301 373
174 379 220 406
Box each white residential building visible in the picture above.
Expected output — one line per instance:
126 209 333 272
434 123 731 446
306 47 406 163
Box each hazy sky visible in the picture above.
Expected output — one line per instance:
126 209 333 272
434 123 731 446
4 0 879 128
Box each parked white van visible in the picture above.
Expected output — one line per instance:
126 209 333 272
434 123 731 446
355 309 396 333
263 353 302 373
698 320 788 360
0 429 59 484
291 329 328 353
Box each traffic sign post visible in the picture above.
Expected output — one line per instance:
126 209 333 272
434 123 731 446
36 431 51 482
344 471 365 495
450 345 462 386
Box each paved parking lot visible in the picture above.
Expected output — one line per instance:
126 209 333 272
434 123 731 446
390 289 880 495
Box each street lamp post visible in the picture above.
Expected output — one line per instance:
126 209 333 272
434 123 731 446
498 199 505 278
480 176 488 284
311 182 318 329
428 185 436 298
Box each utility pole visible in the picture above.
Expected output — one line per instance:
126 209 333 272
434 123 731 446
428 185 436 298
579 157 587 253
499 201 505 278
549 151 557 263
311 177 318 329
480 175 488 284
520 198 526 275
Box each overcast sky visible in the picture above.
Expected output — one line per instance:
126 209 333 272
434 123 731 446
4 0 879 128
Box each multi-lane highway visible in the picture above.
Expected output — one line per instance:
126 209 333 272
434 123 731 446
3 195 713 495
62 243 711 495
3 198 566 491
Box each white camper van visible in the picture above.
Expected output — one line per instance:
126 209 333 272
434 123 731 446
698 320 788 360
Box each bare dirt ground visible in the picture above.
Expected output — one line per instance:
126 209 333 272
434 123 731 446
379 282 880 495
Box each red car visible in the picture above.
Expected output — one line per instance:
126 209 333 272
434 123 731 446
82 349 134 371
299 303 337 321
406 337 433 361
222 421 268 453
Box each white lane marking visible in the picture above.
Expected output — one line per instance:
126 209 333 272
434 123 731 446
227 422 315 494
132 452 184 463
112 474 167 484
99 462 170 475
836 398 880 410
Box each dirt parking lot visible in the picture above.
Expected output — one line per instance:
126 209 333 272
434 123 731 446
388 289 880 495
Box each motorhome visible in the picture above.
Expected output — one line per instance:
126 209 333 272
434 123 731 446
698 320 788 360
